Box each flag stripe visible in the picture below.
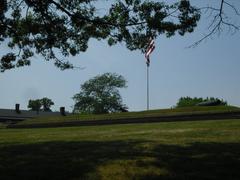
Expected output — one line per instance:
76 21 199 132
146 44 155 57
144 38 155 66
146 41 154 53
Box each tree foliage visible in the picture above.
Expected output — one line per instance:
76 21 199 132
176 96 227 108
28 99 42 112
28 97 54 112
41 97 55 111
73 73 128 114
0 0 201 72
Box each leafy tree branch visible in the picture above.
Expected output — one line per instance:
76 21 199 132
0 0 200 72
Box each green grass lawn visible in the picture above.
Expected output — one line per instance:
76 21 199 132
1 119 240 179
0 122 7 129
17 106 240 126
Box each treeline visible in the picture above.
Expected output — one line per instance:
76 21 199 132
28 98 54 112
27 73 128 114
176 97 227 108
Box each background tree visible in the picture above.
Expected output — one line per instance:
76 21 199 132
40 97 54 112
0 0 201 72
73 73 128 114
27 97 54 112
28 99 42 113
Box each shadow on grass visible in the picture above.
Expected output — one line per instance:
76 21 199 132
0 140 240 180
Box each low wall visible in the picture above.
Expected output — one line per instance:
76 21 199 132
8 111 240 129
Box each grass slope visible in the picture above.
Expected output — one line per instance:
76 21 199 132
17 106 240 126
0 119 240 179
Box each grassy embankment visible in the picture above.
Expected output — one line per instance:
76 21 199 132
16 106 240 126
0 119 240 179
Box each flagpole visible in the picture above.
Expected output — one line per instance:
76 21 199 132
145 37 155 111
147 64 149 110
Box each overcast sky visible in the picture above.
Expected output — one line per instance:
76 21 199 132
1 1 240 112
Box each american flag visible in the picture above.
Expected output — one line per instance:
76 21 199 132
145 38 155 67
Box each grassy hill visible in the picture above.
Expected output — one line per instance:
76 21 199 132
12 106 240 127
0 119 240 179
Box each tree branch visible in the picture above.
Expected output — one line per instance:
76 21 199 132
224 1 240 16
189 0 240 48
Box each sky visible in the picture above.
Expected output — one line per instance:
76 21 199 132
1 1 240 112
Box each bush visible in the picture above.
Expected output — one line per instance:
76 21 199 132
176 97 227 108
